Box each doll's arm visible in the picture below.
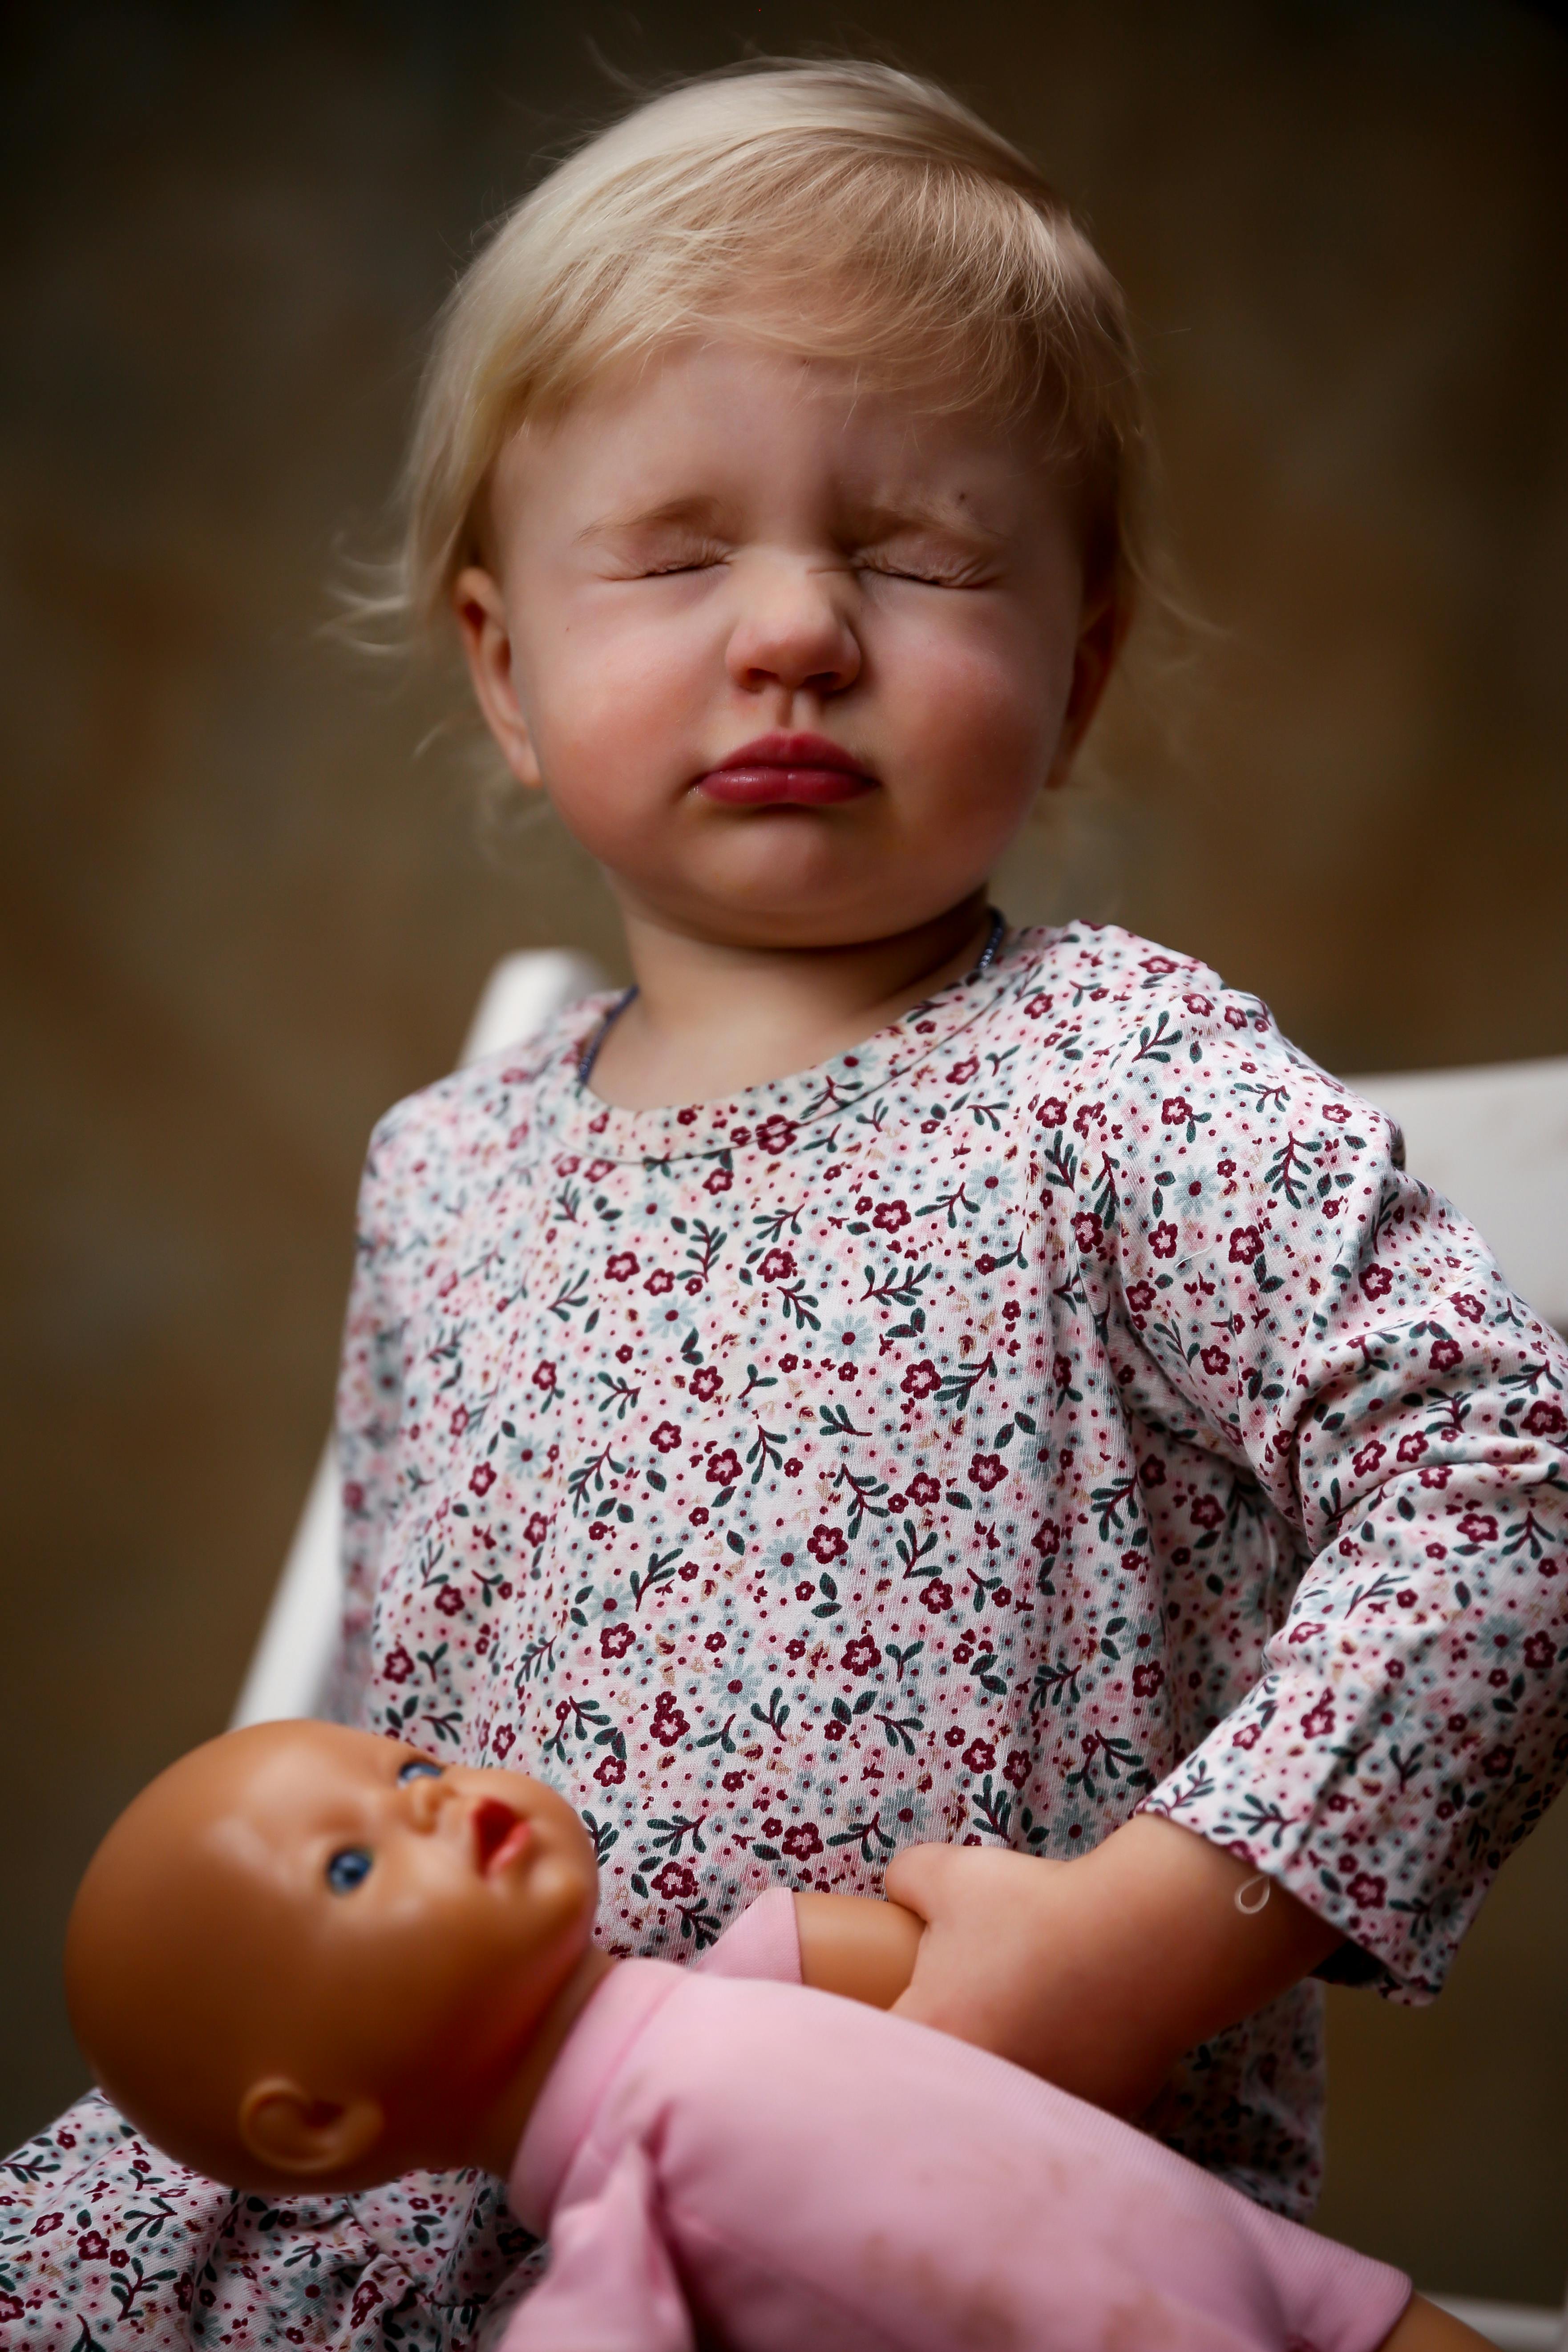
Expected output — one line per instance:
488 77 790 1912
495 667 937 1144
793 1891 922 2009
1378 2297 1493 2352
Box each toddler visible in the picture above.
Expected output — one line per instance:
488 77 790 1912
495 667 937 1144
9 59 1567 2349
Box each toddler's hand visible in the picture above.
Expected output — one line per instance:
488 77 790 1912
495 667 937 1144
885 1815 1341 2118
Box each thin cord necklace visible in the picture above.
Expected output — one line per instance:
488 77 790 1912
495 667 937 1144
578 906 1007 1089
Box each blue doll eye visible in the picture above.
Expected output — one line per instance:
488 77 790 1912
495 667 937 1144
397 1758 444 1783
325 1847 373 1894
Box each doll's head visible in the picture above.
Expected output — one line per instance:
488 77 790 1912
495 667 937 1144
65 1721 602 2190
372 63 1148 959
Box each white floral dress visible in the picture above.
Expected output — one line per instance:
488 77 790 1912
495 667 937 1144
8 922 1567 2348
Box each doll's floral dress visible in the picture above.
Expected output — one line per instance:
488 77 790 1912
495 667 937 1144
8 923 1568 2349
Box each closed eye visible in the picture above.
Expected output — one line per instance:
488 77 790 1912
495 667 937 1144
326 1847 373 1894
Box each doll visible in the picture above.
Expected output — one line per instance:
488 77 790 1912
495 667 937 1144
66 1721 1485 2352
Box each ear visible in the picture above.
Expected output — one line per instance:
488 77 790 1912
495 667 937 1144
238 2077 386 2182
1043 593 1127 792
451 564 544 791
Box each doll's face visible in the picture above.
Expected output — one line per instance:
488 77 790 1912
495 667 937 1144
455 333 1116 955
65 1721 600 2186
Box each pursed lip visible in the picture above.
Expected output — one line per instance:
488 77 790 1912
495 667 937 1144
696 731 876 807
471 1796 533 1878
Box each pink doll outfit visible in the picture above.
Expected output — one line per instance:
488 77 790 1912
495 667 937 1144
501 1891 1410 2352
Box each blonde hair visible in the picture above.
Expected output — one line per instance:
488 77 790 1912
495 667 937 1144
384 60 1147 646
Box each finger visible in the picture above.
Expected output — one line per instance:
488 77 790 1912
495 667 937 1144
883 1841 964 1916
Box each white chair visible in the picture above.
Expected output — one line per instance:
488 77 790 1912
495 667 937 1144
229 982 1568 2349
229 949 606 1732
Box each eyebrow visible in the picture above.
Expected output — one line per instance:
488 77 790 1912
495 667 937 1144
576 495 727 545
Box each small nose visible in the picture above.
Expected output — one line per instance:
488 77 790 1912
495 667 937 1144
726 558 861 698
406 1773 452 1831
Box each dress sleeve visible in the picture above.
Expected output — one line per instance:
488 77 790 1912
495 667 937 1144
321 1107 412 1726
501 2142 694 2352
1067 971 1568 1999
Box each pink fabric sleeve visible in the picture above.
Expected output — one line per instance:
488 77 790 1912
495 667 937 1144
500 2142 693 2352
692 1889 801 1983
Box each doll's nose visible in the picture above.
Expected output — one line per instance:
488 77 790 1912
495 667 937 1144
405 1774 454 1831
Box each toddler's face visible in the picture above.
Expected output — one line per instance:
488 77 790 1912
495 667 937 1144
458 336 1111 951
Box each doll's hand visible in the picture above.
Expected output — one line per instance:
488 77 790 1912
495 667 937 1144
885 1815 1340 2118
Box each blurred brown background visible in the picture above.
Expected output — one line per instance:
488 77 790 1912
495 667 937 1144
3 0 1565 2306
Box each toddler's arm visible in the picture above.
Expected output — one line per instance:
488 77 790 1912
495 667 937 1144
886 1814 1337 2117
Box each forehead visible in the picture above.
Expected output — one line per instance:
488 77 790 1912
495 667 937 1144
493 334 1064 531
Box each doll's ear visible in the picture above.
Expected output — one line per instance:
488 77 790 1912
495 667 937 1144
238 2077 385 2181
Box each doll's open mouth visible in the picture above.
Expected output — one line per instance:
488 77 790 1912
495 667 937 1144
472 1798 532 1876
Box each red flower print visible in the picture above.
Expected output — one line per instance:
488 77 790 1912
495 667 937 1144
723 1769 746 1791
689 1507 710 1527
1127 1281 1156 1315
704 1631 726 1653
920 1579 954 1612
1132 1659 1164 1699
756 1115 798 1155
909 1472 941 1507
782 1821 823 1860
1525 1399 1567 1437
691 1366 722 1402
434 1584 465 1617
601 1622 635 1660
450 1406 469 1436
1228 1226 1263 1265
1458 1512 1497 1544
533 1359 558 1393
1191 1495 1222 1530
841 1634 881 1677
1150 1222 1177 1259
1073 1211 1104 1252
1301 1694 1335 1738
653 1861 698 1900
525 1512 550 1546
1231 1722 1261 1750
1031 1517 1062 1559
808 1523 848 1565
651 1692 689 1746
594 1754 626 1786
705 1167 733 1194
1139 1455 1166 1486
786 1638 807 1659
901 1360 941 1402
1142 954 1176 975
1038 1096 1067 1126
1482 1744 1514 1777
1347 1872 1386 1909
1396 1433 1427 1464
651 1422 682 1452
1002 1749 1031 1788
962 1738 995 1774
1430 1337 1462 1372
1200 1345 1230 1375
492 1725 515 1759
77 2230 109 2261
705 1449 742 1486
948 1056 979 1084
1524 1632 1556 1669
1183 992 1212 1015
873 1199 911 1233
970 1453 1007 1493
1451 1292 1485 1324
384 1645 414 1685
469 1462 496 1497
606 1251 639 1281
784 1457 803 1477
1161 1096 1193 1127
1419 1463 1452 1488
795 1581 814 1601
1361 1264 1394 1299
643 1269 675 1295
1352 1440 1385 1479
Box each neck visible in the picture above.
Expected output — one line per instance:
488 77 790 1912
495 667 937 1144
591 890 997 1108
470 1944 617 2179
